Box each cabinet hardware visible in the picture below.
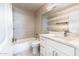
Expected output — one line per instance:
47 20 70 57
52 51 55 56
55 52 58 56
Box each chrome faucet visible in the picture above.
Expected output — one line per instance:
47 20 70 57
64 30 69 37
12 38 16 43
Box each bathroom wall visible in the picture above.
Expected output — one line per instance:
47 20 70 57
13 7 35 39
35 4 49 34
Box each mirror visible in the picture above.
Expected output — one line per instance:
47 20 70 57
68 11 79 33
42 4 79 34
41 14 48 34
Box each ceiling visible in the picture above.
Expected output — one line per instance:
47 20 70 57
13 3 44 12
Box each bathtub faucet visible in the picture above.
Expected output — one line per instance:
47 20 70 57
64 30 69 37
12 38 16 43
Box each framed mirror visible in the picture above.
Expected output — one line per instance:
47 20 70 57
68 11 79 33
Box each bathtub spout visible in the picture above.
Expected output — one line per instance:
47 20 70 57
12 38 16 43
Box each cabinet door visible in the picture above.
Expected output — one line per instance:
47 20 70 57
40 44 47 56
46 45 67 56
54 50 67 56
46 44 55 56
46 46 52 56
40 37 47 56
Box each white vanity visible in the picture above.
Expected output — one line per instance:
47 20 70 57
40 34 79 56
40 4 79 56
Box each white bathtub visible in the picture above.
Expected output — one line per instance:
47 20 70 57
0 37 39 56
13 37 39 56
16 37 37 44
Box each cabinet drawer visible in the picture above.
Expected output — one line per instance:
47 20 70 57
47 39 75 56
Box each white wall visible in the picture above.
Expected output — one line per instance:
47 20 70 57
35 4 49 34
13 7 35 39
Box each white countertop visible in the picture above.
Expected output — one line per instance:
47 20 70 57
40 34 79 48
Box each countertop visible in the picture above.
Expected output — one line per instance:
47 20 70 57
40 34 79 48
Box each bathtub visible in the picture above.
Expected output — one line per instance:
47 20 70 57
13 37 39 56
0 37 39 56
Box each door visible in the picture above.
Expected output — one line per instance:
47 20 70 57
0 3 13 56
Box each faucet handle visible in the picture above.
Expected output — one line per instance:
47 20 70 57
64 30 69 37
65 30 69 32
12 38 16 43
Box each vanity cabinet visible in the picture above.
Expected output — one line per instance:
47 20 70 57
46 40 68 56
40 36 77 56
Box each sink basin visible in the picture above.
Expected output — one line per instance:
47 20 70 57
46 32 75 41
53 35 75 41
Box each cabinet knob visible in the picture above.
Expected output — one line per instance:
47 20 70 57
52 50 58 56
55 52 58 56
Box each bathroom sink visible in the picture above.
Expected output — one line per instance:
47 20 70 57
53 35 75 41
44 32 75 41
